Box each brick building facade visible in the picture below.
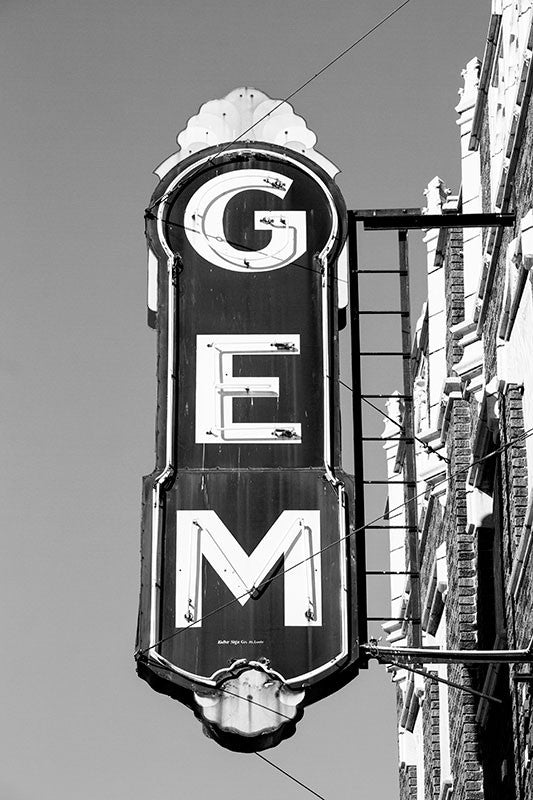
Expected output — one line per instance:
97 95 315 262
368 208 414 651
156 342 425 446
383 2 533 798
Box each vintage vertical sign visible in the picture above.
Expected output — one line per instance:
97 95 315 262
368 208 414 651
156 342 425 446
136 88 360 751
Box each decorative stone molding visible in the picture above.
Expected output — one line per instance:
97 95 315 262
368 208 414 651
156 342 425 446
466 487 494 533
484 0 532 210
422 543 448 636
451 325 485 398
450 57 486 398
383 605 409 644
420 179 456 438
401 674 426 734
418 489 436 556
497 210 533 392
411 303 449 490
413 370 429 438
438 779 454 800
398 725 418 769
423 178 453 270
412 305 429 442
413 374 461 485
497 209 533 342
473 9 533 334
475 631 507 728
382 392 412 636
521 208 533 268
468 377 501 489
498 235 524 340
457 59 484 326
437 376 464 445
383 392 406 475
424 176 450 216
469 12 502 150
456 57 482 119
415 446 447 499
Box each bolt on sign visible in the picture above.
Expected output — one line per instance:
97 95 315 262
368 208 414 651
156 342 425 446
136 88 360 751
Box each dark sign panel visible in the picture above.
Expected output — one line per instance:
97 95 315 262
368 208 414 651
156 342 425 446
136 140 359 750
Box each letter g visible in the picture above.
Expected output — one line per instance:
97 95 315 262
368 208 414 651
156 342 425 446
183 169 307 272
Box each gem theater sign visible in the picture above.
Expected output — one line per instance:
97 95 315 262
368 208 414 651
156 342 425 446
136 88 361 750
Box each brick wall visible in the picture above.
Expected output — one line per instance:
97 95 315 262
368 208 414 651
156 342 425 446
502 67 533 800
446 402 475 650
411 397 486 800
445 403 485 800
389 16 533 800
399 765 417 800
512 103 533 224
423 677 441 800
397 683 415 800
480 112 491 218
514 680 533 800
498 386 532 800
445 228 465 375
500 387 528 563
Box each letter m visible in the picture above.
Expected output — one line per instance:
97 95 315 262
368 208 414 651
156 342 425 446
175 510 321 628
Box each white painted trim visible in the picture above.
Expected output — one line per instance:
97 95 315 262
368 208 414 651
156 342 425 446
321 254 335 484
149 259 178 657
475 10 533 332
509 488 533 598
147 246 158 313
337 242 349 311
286 484 349 685
421 543 448 635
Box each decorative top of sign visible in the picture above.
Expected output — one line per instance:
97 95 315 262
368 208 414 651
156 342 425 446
154 87 340 179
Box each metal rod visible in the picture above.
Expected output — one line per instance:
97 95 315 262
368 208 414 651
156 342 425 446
351 207 422 218
366 571 418 576
362 643 533 664
361 394 413 400
386 659 502 705
347 216 368 663
356 310 409 316
363 438 414 444
360 351 408 356
367 617 421 623
356 269 408 275
398 230 422 649
352 211 515 230
365 524 419 530
363 480 416 485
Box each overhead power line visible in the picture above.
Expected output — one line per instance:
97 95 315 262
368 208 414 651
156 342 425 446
147 0 414 213
385 659 502 705
338 378 450 463
144 213 345 282
212 0 413 159
136 654 325 799
255 752 329 800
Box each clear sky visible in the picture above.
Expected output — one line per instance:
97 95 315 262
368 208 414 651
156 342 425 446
2 1 488 798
